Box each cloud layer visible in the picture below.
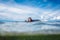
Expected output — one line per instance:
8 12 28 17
0 0 60 21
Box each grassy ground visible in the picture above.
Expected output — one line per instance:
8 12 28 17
0 34 60 40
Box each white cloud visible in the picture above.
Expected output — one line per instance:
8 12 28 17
0 3 60 21
0 4 43 21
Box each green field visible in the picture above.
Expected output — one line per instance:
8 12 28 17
0 34 60 40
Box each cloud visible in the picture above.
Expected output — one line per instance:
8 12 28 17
0 0 60 21
0 4 43 21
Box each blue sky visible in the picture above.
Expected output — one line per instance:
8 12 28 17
0 0 60 21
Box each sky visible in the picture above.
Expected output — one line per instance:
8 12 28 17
0 0 60 21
